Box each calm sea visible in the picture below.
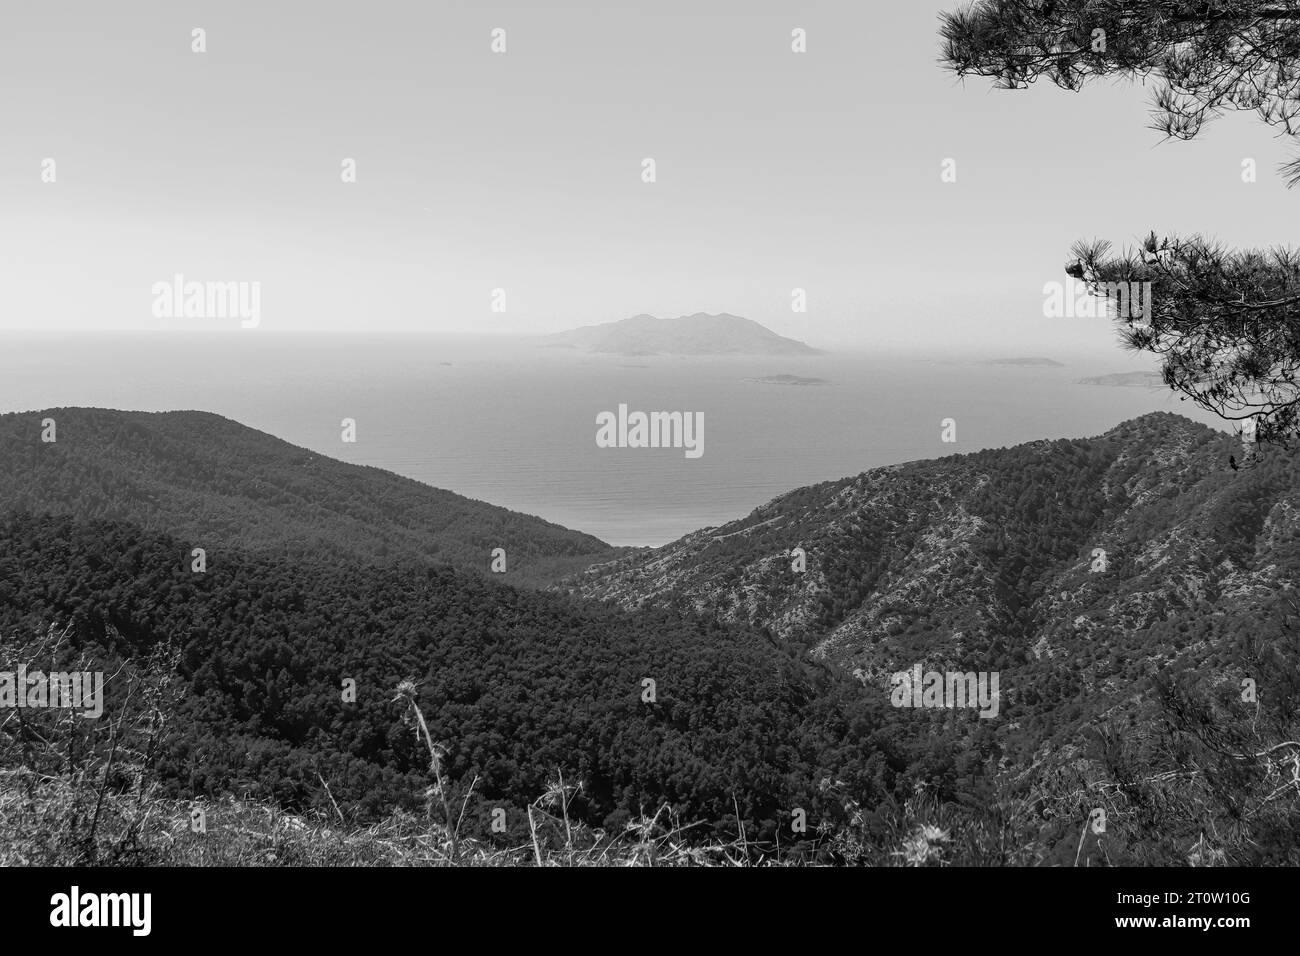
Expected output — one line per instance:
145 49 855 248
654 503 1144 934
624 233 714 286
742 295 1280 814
0 333 1226 546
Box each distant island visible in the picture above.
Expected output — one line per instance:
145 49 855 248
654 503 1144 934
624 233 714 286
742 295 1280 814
749 374 830 386
1078 371 1165 388
542 312 821 356
982 357 1065 367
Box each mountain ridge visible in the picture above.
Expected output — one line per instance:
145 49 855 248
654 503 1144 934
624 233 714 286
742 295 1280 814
0 407 625 586
562 411 1290 778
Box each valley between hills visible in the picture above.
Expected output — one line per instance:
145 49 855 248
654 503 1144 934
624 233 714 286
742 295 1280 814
2 407 1296 865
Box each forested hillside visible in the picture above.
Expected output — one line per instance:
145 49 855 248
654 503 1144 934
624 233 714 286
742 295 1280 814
0 408 624 586
2 410 1296 864
569 413 1288 678
0 510 904 851
566 413 1300 862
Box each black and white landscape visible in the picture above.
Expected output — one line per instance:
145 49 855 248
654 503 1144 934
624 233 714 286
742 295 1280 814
2 0 1298 905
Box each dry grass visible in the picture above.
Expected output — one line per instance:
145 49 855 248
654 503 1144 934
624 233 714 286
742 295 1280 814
0 767 787 866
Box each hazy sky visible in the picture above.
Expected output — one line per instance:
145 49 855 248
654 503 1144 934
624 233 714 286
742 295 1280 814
1 0 1294 353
